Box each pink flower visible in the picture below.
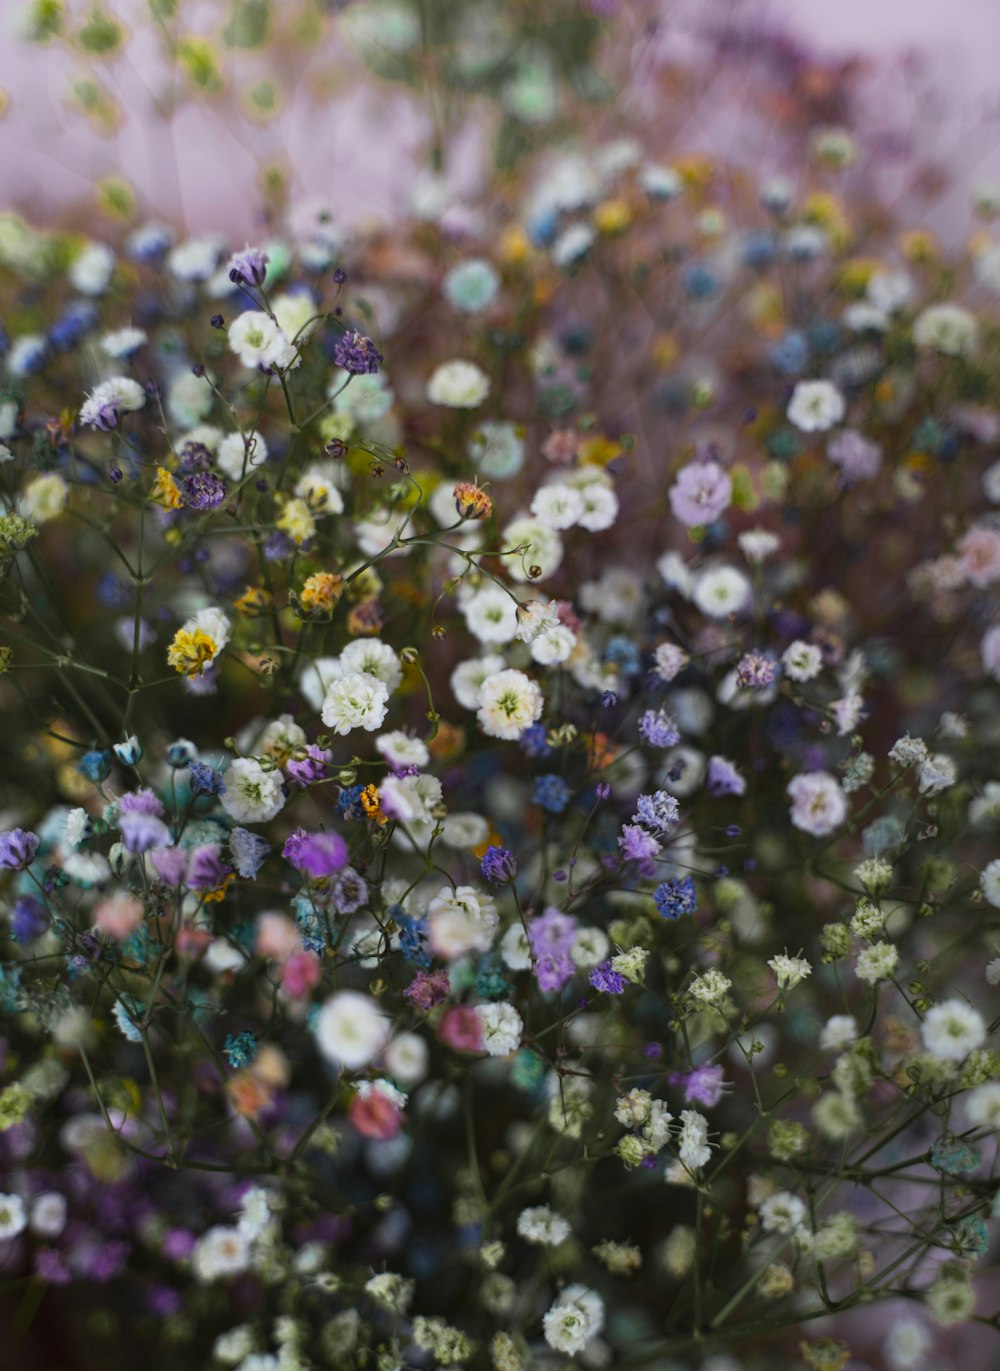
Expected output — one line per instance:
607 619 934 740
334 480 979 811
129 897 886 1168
786 771 847 838
279 949 322 999
92 891 144 940
957 525 1000 588
349 1082 405 1140
256 912 302 962
668 459 732 527
437 1006 484 1053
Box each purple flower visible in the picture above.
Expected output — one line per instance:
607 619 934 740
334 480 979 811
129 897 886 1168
827 428 882 483
672 1064 729 1108
535 952 575 993
228 247 269 287
283 828 349 879
618 824 662 871
736 651 778 690
706 755 746 797
11 894 47 942
119 812 170 854
151 846 188 886
638 709 680 748
590 961 626 994
229 827 271 879
329 866 368 913
34 1249 71 1285
333 330 383 375
654 876 697 919
182 471 227 510
189 760 226 796
668 458 732 527
186 844 233 892
0 828 39 870
527 907 577 958
285 745 332 786
481 845 518 884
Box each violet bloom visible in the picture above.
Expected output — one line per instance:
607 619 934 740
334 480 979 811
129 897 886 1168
827 429 882 483
283 828 349 879
333 330 383 375
285 745 332 786
618 824 661 876
11 894 47 943
668 459 732 527
0 828 39 870
228 247 269 287
151 846 188 886
329 866 368 913
639 708 680 748
535 952 576 993
182 471 227 511
186 844 233 892
590 961 626 994
706 755 746 797
736 651 778 690
633 791 680 833
527 907 577 959
118 789 170 854
673 1065 729 1108
481 845 518 884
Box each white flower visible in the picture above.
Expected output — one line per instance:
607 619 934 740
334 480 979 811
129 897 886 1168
440 812 490 849
921 999 987 1061
476 1002 523 1056
542 1285 604 1354
228 311 297 370
314 991 390 1071
100 326 147 359
688 969 731 1006
500 924 532 971
781 640 823 682
462 586 519 644
21 473 67 523
552 222 595 267
888 735 928 768
295 463 345 515
530 483 585 530
79 376 146 429
451 655 505 710
426 359 490 408
383 1032 428 1086
570 926 609 968
298 656 343 712
965 1082 1000 1131
193 1225 252 1282
340 640 403 693
168 370 214 426
7 335 46 378
502 515 563 583
917 753 956 796
69 242 115 295
855 942 899 985
517 1206 571 1245
883 1316 931 1371
0 1192 27 1240
217 430 268 481
738 528 780 562
531 623 576 666
321 672 390 735
168 235 225 281
477 669 544 740
427 885 498 961
237 1186 271 1240
678 1110 713 1170
981 860 1000 908
691 566 751 618
787 379 845 432
819 1015 857 1052
376 731 429 771
180 606 232 666
758 1190 807 1237
913 302 978 356
29 1191 67 1238
787 771 847 837
220 758 286 824
768 953 812 991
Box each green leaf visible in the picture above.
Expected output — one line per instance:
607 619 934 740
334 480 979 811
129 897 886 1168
223 0 269 49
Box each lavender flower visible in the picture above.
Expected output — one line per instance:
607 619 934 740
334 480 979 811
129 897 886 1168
481 845 518 884
0 828 39 870
182 471 227 511
590 961 626 994
333 331 383 375
227 247 269 286
283 828 349 879
228 828 271 879
638 709 680 748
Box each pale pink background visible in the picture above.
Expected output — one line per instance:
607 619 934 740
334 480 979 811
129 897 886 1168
0 0 998 238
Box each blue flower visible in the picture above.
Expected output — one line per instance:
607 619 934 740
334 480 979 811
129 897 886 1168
189 760 226 796
229 827 271 879
78 750 112 784
224 1032 259 1070
654 876 697 920
112 997 144 1043
532 774 570 814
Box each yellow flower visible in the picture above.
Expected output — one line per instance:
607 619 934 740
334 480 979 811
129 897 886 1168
234 585 274 617
151 466 183 510
167 629 217 676
299 571 344 612
276 497 316 545
594 197 632 235
360 784 388 825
